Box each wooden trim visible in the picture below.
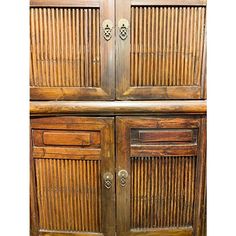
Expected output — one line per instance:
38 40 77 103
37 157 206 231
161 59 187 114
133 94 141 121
39 230 104 236
131 0 207 6
30 0 100 8
129 227 193 235
119 86 201 100
116 0 131 101
30 100 207 115
193 117 207 235
130 144 198 156
32 147 101 160
30 87 113 101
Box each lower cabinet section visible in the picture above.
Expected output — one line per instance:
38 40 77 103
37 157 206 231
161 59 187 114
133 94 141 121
30 116 206 236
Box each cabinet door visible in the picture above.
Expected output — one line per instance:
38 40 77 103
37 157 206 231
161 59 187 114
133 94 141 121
30 0 115 100
30 117 115 236
116 117 206 236
116 0 206 100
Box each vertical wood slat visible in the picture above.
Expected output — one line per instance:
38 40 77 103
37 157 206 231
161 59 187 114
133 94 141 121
30 7 101 88
130 156 197 229
35 159 101 232
130 6 206 87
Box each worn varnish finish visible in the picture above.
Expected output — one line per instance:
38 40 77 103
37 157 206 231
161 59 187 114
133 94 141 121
30 0 207 236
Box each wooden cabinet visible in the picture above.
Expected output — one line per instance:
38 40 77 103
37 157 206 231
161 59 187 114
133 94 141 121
30 0 207 235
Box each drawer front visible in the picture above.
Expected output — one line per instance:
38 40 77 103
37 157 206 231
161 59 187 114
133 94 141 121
30 117 115 236
33 130 100 147
116 116 206 236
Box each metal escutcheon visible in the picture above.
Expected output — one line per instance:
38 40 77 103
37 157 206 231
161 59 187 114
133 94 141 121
102 19 113 41
118 19 129 40
103 172 113 189
118 170 128 187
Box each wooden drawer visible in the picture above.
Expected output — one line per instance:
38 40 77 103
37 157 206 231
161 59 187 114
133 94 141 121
132 128 198 145
32 130 101 147
31 117 108 160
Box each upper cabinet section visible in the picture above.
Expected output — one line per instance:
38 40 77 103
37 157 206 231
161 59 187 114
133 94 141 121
116 0 207 100
30 0 115 100
30 0 206 101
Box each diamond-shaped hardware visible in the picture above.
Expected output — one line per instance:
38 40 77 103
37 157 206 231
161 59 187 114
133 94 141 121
118 19 129 40
118 170 128 187
102 19 113 41
103 172 113 189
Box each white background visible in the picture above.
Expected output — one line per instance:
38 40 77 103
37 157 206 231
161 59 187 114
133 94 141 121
0 0 235 235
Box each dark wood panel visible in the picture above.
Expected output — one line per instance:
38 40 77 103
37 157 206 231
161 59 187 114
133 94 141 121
138 130 193 143
30 100 207 115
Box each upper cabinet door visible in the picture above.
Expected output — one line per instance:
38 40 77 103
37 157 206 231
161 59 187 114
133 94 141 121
30 0 115 100
116 0 207 100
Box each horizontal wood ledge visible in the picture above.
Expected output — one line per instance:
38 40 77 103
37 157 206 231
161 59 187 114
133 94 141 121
30 101 206 115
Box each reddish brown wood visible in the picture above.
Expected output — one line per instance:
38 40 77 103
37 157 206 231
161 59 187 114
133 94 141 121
138 130 193 143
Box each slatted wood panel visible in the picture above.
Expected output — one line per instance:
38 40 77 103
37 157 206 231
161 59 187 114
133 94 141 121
35 159 101 232
130 6 206 87
30 7 101 87
130 156 197 229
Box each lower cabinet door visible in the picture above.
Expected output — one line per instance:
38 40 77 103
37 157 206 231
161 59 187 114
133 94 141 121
30 117 115 236
116 116 206 236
